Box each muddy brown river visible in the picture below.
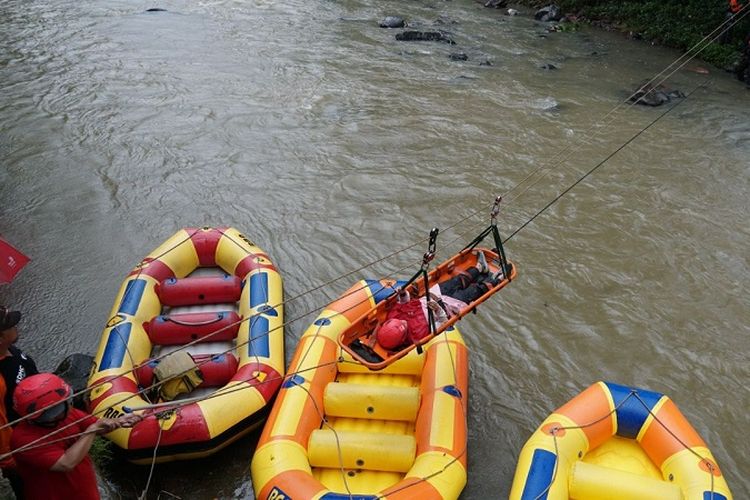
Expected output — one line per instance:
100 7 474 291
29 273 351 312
1 0 748 498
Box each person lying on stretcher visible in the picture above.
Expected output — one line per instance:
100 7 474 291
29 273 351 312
374 252 503 351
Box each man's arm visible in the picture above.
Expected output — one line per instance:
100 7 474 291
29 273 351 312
50 414 141 472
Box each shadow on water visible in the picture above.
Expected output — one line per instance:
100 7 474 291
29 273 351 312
100 431 259 500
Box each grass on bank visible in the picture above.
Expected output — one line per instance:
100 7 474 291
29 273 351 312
519 0 750 69
90 436 115 469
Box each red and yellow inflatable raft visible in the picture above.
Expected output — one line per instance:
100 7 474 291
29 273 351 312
510 381 733 500
251 279 468 499
87 227 284 463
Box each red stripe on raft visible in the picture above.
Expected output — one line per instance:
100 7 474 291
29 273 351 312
88 376 139 410
231 363 283 402
128 403 211 449
185 227 224 267
127 258 175 282
234 254 277 277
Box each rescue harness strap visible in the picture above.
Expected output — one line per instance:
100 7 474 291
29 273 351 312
398 227 440 354
462 196 511 279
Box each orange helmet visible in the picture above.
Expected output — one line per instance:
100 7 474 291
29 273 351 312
377 319 408 350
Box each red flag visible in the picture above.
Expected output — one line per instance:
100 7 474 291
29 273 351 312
0 236 30 284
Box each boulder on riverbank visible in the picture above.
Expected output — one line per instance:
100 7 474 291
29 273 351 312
535 5 563 22
482 0 508 9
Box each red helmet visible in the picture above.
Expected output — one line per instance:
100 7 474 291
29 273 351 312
13 373 72 420
377 319 409 350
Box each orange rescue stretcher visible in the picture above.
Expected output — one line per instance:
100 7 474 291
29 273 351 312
339 208 517 370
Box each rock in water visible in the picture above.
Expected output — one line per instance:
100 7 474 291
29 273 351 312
395 31 455 44
379 16 405 28
629 80 684 106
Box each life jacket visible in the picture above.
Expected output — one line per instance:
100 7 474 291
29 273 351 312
387 299 430 343
152 351 203 401
729 0 742 14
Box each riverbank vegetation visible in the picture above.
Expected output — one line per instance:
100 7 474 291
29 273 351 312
514 1 750 69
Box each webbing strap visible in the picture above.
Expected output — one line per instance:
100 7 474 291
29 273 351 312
462 197 510 278
399 228 439 354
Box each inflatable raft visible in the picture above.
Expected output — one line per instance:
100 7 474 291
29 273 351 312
87 227 284 464
510 381 733 500
251 278 468 499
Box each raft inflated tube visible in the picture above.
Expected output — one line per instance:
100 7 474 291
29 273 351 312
251 279 469 499
510 381 733 500
88 227 285 464
308 429 417 472
156 274 242 306
323 383 419 421
135 353 239 387
569 461 681 500
144 311 241 345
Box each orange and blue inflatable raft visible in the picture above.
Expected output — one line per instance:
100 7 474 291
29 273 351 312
251 278 468 499
510 381 733 500
87 227 284 463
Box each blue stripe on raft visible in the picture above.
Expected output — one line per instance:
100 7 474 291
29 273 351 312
605 381 663 439
118 279 146 316
250 273 269 307
365 279 408 304
249 316 270 357
99 323 132 371
704 492 727 500
282 374 305 388
520 449 556 500
321 494 378 500
257 305 278 317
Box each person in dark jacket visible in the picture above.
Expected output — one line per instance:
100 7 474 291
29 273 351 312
0 307 38 499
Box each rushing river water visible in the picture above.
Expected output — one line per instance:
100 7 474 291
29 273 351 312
1 0 749 498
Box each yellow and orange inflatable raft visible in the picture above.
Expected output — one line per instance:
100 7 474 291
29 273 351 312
510 381 733 500
251 278 468 499
87 227 284 463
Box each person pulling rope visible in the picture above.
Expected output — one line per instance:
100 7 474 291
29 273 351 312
9 373 141 500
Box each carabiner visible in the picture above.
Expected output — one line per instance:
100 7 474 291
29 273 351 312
490 196 502 226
